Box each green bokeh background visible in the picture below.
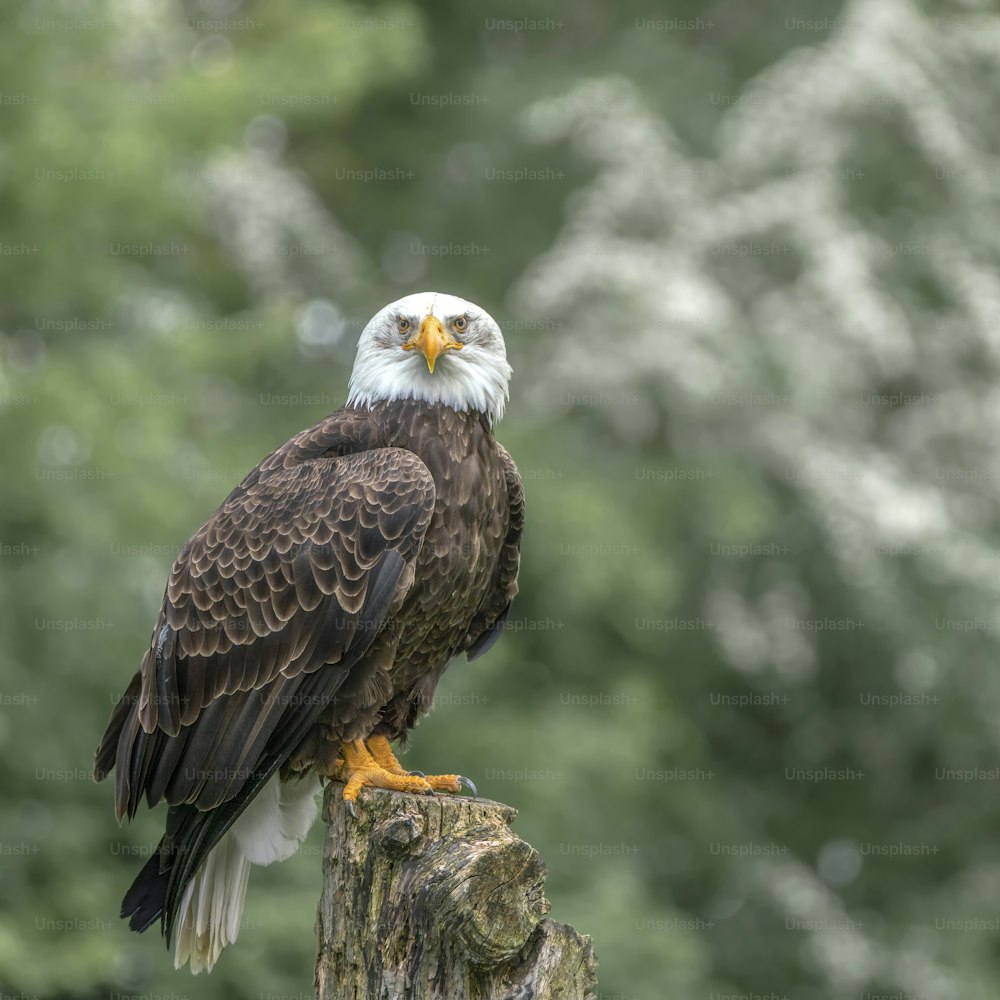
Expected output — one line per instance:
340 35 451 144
4 1 1000 998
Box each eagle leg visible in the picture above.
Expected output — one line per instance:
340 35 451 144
366 734 471 794
337 738 463 813
364 734 411 775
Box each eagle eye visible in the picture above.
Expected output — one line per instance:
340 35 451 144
397 317 411 336
453 315 468 332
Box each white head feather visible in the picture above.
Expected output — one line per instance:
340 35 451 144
347 292 511 424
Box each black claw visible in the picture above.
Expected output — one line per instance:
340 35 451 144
407 770 426 778
345 799 358 819
458 775 478 798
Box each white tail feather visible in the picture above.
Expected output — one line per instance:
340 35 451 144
173 775 321 973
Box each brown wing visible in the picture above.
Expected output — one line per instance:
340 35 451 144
95 420 435 823
462 442 524 660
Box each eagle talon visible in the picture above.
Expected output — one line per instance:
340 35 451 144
345 799 358 820
366 737 465 794
338 739 438 803
458 775 478 798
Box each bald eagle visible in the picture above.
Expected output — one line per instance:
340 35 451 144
94 292 524 973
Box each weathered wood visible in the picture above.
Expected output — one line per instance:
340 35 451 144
314 784 598 1000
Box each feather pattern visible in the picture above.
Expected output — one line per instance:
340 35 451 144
172 774 320 974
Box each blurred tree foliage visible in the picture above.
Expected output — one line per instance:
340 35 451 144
3 0 1000 998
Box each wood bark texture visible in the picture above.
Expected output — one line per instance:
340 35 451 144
314 785 598 1000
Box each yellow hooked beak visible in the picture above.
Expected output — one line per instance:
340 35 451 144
402 315 463 373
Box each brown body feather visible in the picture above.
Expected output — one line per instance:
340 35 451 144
95 399 523 934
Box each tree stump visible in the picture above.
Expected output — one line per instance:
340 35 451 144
314 784 598 1000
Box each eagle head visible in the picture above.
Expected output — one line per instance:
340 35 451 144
347 292 511 424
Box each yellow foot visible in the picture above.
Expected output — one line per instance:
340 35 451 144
338 737 475 816
366 734 474 793
364 734 411 776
